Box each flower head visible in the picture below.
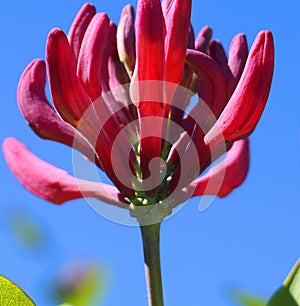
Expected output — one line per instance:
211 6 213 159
3 1 274 224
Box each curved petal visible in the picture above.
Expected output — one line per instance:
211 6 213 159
204 30 274 145
187 24 195 49
186 49 228 118
68 3 96 60
17 59 100 166
46 28 91 125
117 4 136 75
208 40 233 88
227 33 248 94
77 13 110 101
100 21 118 92
108 43 131 104
2 138 126 207
195 25 213 53
190 138 250 197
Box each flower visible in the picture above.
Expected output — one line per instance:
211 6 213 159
3 0 274 223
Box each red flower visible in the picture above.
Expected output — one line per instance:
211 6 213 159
3 1 274 223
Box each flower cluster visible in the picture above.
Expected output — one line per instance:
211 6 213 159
3 0 274 223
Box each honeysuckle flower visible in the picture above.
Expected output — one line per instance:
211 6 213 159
3 0 274 224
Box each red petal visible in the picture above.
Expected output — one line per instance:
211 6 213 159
204 30 274 145
132 0 165 83
46 28 91 125
187 24 195 49
3 138 126 206
100 22 118 92
17 59 100 166
131 0 166 181
67 3 96 60
191 138 250 197
108 41 132 106
77 13 110 101
195 26 213 53
164 0 192 83
117 4 136 75
227 33 248 94
208 40 233 89
186 49 228 118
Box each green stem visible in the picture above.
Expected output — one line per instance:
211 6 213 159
140 222 164 306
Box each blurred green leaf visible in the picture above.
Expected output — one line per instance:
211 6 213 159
53 260 106 306
231 289 266 306
3 207 48 253
0 275 35 305
267 258 300 306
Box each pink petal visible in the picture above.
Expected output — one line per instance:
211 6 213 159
2 138 126 207
208 40 233 88
190 138 250 197
195 25 213 53
161 0 172 13
204 30 274 145
108 44 130 88
46 28 91 125
164 0 192 83
227 33 248 94
186 49 228 118
17 59 101 166
100 22 118 92
67 3 96 60
108 43 130 90
108 41 132 106
77 13 110 101
117 4 136 75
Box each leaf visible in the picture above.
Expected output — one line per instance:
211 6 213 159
267 258 300 306
0 275 35 305
230 288 266 306
4 207 48 253
52 260 105 306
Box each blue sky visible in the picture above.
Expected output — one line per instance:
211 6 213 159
0 0 300 305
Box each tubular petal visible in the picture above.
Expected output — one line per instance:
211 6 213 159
18 59 100 166
186 49 228 118
187 24 195 49
191 138 250 197
164 0 192 83
68 3 96 60
2 138 126 206
195 26 213 53
167 129 203 192
204 30 274 145
132 0 165 84
77 13 110 101
227 33 248 94
131 0 166 181
208 40 233 88
117 4 136 75
101 22 118 92
46 28 91 125
108 42 132 107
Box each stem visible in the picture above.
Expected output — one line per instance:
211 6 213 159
140 222 164 306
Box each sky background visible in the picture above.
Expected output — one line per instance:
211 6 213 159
0 0 300 305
